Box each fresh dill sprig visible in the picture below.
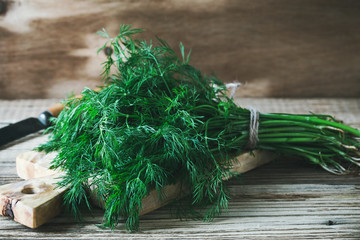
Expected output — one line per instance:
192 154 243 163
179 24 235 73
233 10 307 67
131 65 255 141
38 25 360 232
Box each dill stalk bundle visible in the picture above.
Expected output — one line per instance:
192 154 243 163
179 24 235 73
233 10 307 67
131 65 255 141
38 25 360 231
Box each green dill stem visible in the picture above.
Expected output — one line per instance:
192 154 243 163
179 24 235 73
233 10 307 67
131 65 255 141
261 113 360 136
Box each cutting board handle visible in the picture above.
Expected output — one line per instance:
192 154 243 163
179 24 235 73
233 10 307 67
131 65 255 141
0 175 67 228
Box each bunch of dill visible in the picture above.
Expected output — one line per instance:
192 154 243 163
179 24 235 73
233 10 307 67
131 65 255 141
38 25 360 231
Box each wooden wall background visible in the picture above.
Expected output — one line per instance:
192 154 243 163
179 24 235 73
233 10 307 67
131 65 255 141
0 0 359 99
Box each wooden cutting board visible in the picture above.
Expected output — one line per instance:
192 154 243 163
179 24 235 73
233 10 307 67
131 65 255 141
0 150 276 228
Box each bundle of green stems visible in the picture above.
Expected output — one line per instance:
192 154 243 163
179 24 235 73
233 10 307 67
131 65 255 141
38 25 360 231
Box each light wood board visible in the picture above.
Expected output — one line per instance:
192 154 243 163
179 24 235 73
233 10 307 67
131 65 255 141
9 149 273 228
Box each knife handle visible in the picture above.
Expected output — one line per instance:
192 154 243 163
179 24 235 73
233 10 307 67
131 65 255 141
37 103 66 127
38 87 102 127
37 103 65 127
47 103 65 118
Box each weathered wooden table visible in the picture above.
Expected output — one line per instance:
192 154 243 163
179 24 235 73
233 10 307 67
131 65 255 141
0 98 359 239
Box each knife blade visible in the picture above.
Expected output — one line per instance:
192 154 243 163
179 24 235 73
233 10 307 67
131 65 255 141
0 103 64 148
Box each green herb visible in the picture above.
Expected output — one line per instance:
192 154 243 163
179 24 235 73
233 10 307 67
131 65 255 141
38 25 360 231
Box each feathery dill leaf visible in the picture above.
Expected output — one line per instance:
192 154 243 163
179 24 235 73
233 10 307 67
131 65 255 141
38 24 360 231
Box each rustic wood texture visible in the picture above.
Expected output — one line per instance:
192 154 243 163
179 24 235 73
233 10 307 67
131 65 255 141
0 98 359 238
1 0 360 99
0 175 66 228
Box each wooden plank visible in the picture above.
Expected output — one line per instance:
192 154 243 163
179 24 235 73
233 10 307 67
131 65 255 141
0 160 359 239
1 1 360 99
0 98 359 238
